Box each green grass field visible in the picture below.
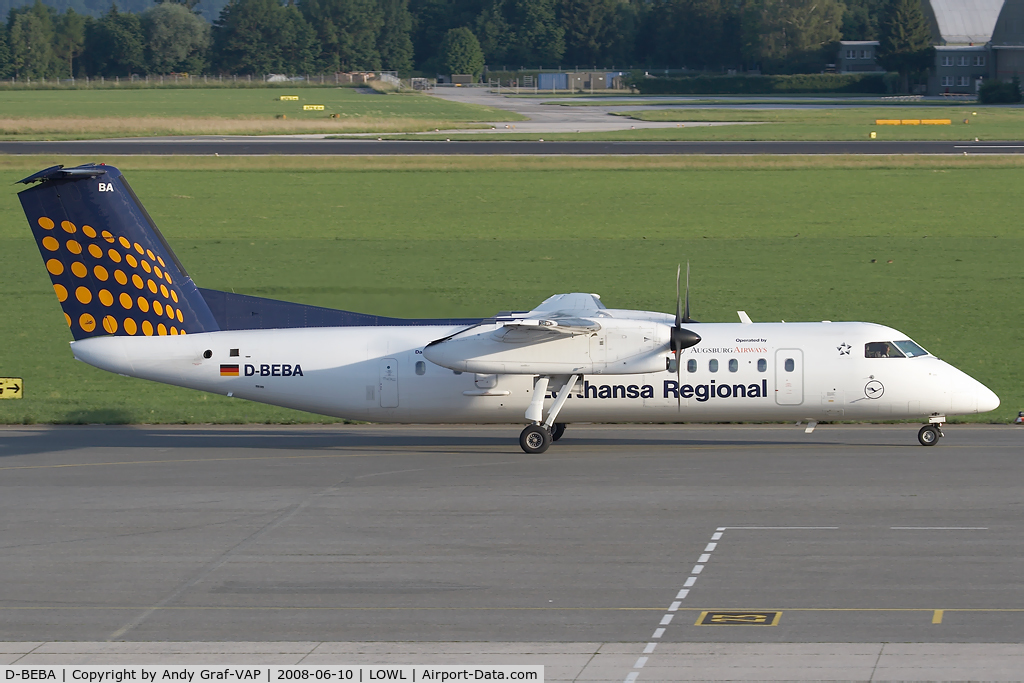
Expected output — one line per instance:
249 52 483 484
399 106 1024 141
537 97 967 105
0 88 522 138
620 107 1024 140
0 156 1020 424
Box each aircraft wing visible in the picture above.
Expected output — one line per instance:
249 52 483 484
527 292 605 314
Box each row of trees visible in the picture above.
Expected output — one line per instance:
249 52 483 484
417 0 914 75
0 0 935 80
0 1 211 78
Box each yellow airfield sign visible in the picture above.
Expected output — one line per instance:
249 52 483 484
0 378 23 399
697 611 781 626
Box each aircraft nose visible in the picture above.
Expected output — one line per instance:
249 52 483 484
949 368 1000 414
977 384 1001 413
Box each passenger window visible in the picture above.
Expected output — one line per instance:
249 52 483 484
757 358 767 372
784 358 794 372
415 361 426 375
865 341 906 358
709 359 718 373
687 359 697 373
728 359 738 372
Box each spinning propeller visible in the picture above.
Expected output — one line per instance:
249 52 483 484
670 264 701 409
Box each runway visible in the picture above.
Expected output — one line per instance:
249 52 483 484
2 139 1024 155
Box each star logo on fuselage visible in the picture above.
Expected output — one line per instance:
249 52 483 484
837 342 851 355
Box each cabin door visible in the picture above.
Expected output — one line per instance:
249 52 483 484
774 349 804 405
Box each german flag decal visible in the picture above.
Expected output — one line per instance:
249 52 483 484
220 364 240 377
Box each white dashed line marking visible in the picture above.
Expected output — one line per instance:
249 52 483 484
625 525 842 682
623 526 724 683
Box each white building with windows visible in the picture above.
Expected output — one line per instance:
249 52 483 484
925 0 1002 93
835 1 1024 95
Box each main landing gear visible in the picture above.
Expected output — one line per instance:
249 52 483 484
551 422 566 442
520 424 552 453
519 374 577 454
518 422 568 454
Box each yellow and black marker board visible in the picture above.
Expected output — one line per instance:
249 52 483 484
696 611 781 625
0 378 23 399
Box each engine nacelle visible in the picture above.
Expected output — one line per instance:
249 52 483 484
423 320 673 375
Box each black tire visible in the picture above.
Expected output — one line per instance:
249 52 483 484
520 424 552 454
918 425 940 446
551 423 566 442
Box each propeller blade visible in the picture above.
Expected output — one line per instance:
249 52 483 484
670 262 699 410
684 261 691 323
676 352 681 411
675 264 682 329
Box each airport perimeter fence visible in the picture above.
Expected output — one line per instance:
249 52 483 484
0 72 401 91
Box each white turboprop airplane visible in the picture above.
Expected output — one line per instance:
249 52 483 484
20 164 1000 452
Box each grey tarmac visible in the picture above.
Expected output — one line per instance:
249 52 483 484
1 423 1022 680
2 139 1024 155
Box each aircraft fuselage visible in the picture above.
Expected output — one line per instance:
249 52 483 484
70 320 997 424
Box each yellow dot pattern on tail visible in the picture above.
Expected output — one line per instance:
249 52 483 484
34 216 185 336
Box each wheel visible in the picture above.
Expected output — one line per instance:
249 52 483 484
520 424 552 454
551 423 566 442
918 425 940 446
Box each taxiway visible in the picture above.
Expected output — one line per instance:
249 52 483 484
1 139 1023 155
2 424 1021 679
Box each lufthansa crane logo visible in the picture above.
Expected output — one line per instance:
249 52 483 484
864 380 884 399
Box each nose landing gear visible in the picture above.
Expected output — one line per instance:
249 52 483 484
918 424 943 446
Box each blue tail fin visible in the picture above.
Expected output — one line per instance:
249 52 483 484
19 164 220 340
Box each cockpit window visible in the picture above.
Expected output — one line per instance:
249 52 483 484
892 340 928 358
865 341 906 358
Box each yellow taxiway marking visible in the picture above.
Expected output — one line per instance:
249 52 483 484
933 609 944 624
